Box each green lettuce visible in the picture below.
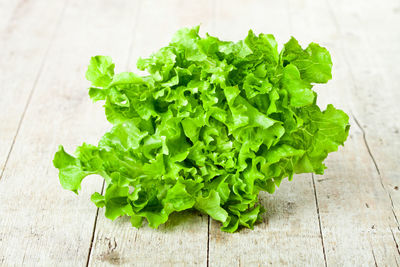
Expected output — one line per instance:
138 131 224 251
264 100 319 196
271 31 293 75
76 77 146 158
54 26 349 232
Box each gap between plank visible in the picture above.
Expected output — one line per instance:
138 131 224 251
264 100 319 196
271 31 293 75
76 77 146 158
371 247 378 267
312 174 328 267
390 227 400 257
326 0 400 232
325 0 400 260
86 181 105 267
287 1 327 265
395 251 400 267
352 113 400 231
85 1 143 266
351 115 381 176
207 215 210 267
0 0 69 181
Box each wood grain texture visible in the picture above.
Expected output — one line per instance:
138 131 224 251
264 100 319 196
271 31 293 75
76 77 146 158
314 120 400 266
208 0 325 266
0 0 66 177
209 176 325 266
288 0 400 265
0 0 19 31
0 0 139 265
0 0 399 266
87 1 214 265
326 0 400 261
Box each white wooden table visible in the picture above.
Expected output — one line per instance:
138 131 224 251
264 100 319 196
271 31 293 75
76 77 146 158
0 0 399 266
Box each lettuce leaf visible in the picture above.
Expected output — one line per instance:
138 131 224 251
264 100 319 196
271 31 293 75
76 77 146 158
54 27 349 232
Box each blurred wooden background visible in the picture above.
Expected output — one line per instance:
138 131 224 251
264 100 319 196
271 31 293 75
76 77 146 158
0 0 399 266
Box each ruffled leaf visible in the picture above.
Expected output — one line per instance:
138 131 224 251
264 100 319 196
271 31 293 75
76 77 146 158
54 27 349 232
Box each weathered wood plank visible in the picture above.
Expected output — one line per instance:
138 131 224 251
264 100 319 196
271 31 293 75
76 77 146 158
0 0 398 266
327 0 400 264
0 0 19 31
87 1 215 266
0 0 139 265
288 0 400 265
327 0 400 233
314 122 399 266
0 0 66 177
208 0 326 266
209 176 325 266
